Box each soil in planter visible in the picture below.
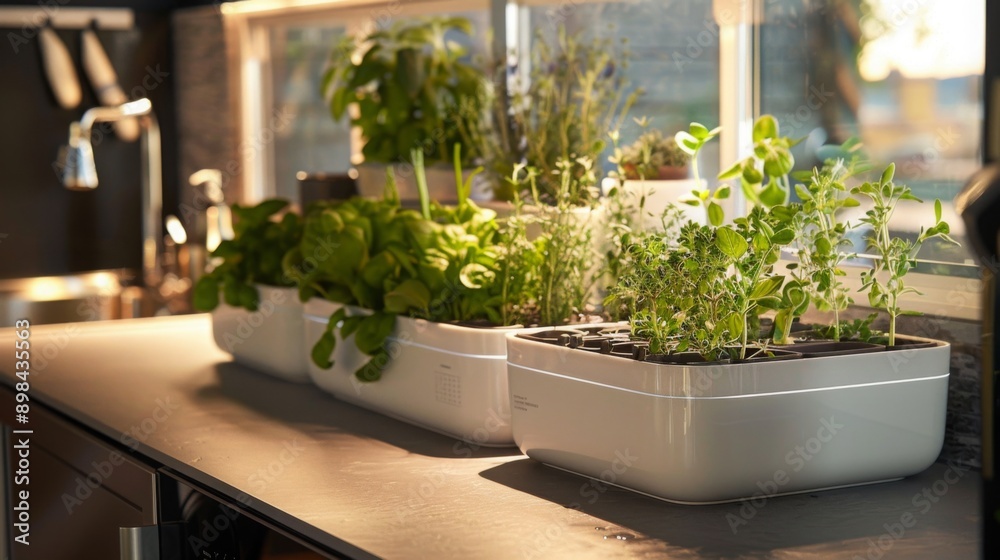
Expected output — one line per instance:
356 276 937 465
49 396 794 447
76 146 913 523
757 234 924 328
727 347 803 363
885 340 940 351
780 340 884 358
645 352 729 366
518 328 588 346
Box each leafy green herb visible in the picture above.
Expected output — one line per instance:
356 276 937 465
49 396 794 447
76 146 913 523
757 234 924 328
322 17 488 166
852 163 957 345
193 199 301 312
291 152 508 381
775 140 869 343
718 115 799 209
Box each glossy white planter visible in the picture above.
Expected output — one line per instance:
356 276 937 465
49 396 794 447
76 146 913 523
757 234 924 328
611 178 707 232
355 163 492 201
211 285 309 382
304 298 516 446
506 326 950 504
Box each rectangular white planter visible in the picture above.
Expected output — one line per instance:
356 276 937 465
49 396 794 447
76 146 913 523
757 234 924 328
506 326 950 504
304 298 516 446
210 285 309 383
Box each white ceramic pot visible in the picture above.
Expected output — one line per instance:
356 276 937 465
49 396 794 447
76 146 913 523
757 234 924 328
210 285 309 382
355 163 493 202
506 326 950 504
304 298 517 446
603 178 708 232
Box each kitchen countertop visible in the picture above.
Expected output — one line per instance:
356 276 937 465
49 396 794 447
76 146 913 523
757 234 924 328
0 316 982 559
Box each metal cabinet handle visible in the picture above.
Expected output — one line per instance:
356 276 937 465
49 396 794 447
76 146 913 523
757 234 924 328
120 525 159 560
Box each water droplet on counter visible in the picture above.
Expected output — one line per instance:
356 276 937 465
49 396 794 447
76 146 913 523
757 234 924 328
603 532 635 541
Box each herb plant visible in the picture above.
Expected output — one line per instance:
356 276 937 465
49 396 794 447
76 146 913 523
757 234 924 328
192 199 301 312
322 17 488 166
717 207 794 359
606 222 733 358
506 159 599 326
497 26 641 205
718 115 798 208
289 149 506 381
675 122 726 226
613 118 690 181
852 163 957 346
774 143 868 343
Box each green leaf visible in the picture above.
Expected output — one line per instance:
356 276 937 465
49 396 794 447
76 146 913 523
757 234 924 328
354 312 396 355
355 349 388 382
756 296 782 310
750 276 784 300
716 227 748 260
770 228 795 245
311 331 336 369
815 236 832 255
880 163 895 186
759 181 786 208
689 122 710 140
714 185 731 199
384 278 431 313
718 161 742 180
706 201 725 226
934 199 942 223
763 150 794 177
727 312 745 339
192 276 219 312
753 115 778 142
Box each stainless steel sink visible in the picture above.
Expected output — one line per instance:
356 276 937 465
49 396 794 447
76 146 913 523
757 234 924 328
0 269 152 327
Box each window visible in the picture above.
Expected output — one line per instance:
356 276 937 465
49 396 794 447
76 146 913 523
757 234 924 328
223 0 490 203
514 0 722 179
224 0 986 318
758 0 984 273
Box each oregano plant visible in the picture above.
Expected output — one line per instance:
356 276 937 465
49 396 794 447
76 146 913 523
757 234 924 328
852 163 957 346
775 142 869 343
718 115 799 209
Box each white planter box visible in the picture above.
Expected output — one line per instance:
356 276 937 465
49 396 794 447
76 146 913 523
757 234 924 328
355 163 492 201
304 298 516 446
506 326 950 504
211 285 309 382
609 178 707 232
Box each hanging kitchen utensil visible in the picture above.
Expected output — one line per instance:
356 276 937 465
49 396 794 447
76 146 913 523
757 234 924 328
38 20 82 109
81 22 139 142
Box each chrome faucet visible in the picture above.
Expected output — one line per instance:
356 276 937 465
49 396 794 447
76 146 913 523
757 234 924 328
58 98 162 288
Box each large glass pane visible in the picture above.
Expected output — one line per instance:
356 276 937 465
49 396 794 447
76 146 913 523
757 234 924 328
268 24 352 201
265 9 490 202
759 0 984 271
518 0 722 179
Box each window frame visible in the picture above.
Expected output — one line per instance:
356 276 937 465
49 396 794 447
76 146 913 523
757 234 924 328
222 0 984 320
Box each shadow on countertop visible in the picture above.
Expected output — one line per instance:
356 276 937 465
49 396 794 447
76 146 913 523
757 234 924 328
192 360 520 460
479 458 981 559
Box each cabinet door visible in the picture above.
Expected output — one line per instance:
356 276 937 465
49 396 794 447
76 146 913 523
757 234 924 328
0 385 157 560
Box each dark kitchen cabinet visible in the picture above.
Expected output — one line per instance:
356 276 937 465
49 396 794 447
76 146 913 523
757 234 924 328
0 384 158 559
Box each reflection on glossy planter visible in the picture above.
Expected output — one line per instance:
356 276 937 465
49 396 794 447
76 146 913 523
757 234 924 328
506 325 950 504
210 284 308 382
304 298 518 446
